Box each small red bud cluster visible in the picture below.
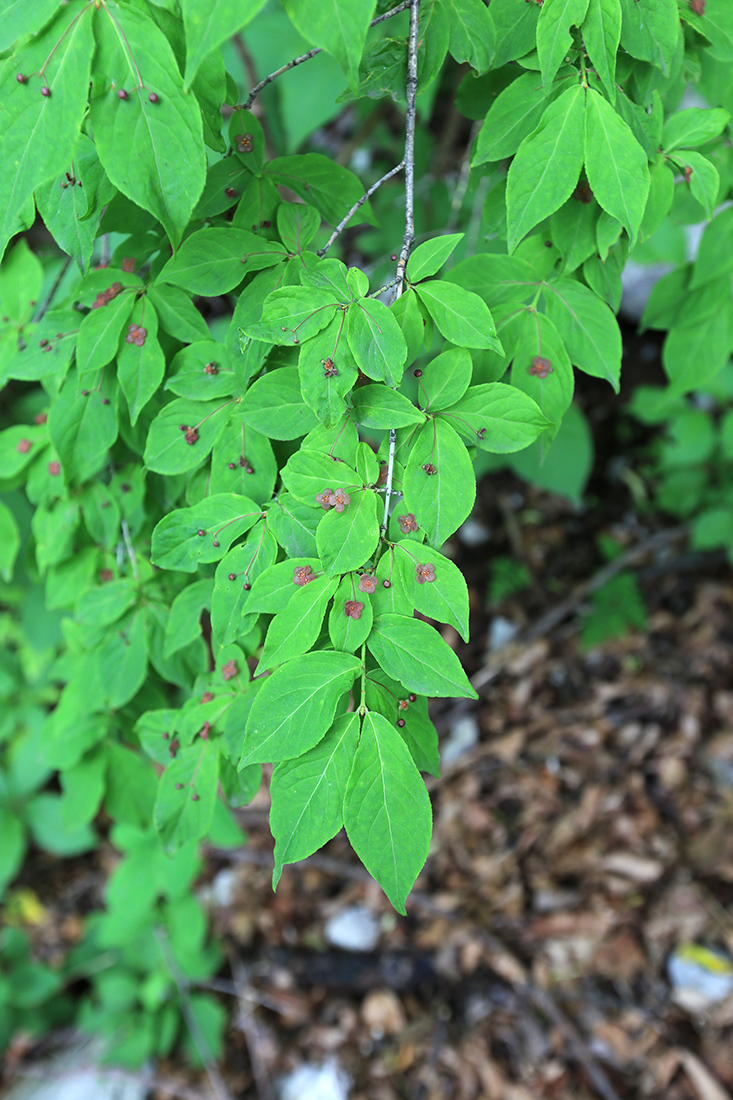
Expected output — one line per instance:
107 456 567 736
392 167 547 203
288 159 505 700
91 282 122 310
126 323 147 346
315 488 351 512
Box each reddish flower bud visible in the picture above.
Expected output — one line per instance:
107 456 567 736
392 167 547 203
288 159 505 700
358 574 377 595
243 582 251 590
191 792 199 801
175 783 183 790
398 513 418 534
529 356 553 380
294 565 313 586
344 600 364 620
16 438 32 454
221 659 238 681
197 529 205 536
201 692 214 703
121 257 136 272
391 253 398 261
185 427 199 445
200 721 211 740
204 362 218 375
415 562 436 584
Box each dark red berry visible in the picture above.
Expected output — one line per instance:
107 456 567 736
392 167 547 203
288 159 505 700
414 369 422 377
245 466 253 474
149 92 159 103
243 582 251 590
261 220 271 228
383 580 391 588
212 539 219 547
77 180 82 187
191 792 199 802
175 783 183 790
16 73 27 84
179 424 187 431
102 397 110 405
228 573 236 581
409 694 417 702
41 86 51 97
391 254 398 261
39 338 48 347
81 390 90 396
228 462 236 469
197 529 205 537
118 89 128 100
162 732 169 740
397 718 406 728
225 187 237 198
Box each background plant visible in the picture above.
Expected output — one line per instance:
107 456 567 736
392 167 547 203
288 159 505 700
1 0 733 1070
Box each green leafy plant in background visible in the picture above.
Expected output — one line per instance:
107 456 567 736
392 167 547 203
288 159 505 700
1 0 733 1070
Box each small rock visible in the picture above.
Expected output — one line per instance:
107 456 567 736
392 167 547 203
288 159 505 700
458 518 490 546
441 715 479 766
279 1059 350 1100
361 988 406 1037
325 905 380 952
488 616 519 651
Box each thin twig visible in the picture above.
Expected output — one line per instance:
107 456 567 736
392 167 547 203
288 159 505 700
155 929 234 1100
393 0 420 300
318 159 405 256
35 255 72 323
242 0 411 109
229 953 277 1100
120 518 139 580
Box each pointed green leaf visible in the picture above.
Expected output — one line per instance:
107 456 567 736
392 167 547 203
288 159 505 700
347 298 408 385
584 89 649 243
151 493 262 572
414 280 502 352
329 574 374 652
510 311 574 426
157 227 285 295
242 368 319 440
317 489 380 575
240 651 361 767
419 347 473 411
265 154 377 226
402 418 476 547
407 233 464 282
368 614 476 700
543 277 621 391
182 0 269 85
619 0 680 74
582 0 621 102
48 369 118 483
344 711 431 914
506 84 586 253
117 300 165 424
282 0 376 89
394 540 469 642
472 72 555 167
258 574 338 672
350 385 425 429
537 0 589 87
155 743 219 853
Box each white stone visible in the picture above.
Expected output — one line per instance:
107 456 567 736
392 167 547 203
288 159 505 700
279 1060 350 1100
325 905 380 952
458 518 490 546
488 616 519 651
441 715 479 766
3 1037 146 1100
668 945 733 1012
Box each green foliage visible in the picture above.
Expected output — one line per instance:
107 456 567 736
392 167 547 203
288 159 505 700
1 0 732 1069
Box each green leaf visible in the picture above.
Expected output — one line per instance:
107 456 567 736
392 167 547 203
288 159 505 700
48 369 118 483
329 574 374 652
419 346 473 411
444 0 495 72
414 280 502 352
148 284 210 343
394 540 469 641
0 240 42 325
582 0 621 102
442 381 550 453
25 794 95 857
157 228 285 294
344 710 431 914
151 493 262 572
317 489 380 575
76 580 137 627
691 506 733 551
271 712 359 887
368 613 476 700
164 579 213 658
677 151 720 220
35 143 101 275
537 0 589 87
281 448 363 506
276 202 321 252
268 494 320 557
347 299 408 385
510 311 574 426
240 651 361 767
166 341 237 401
245 557 322 615
0 806 25 895
491 0 540 66
365 670 440 777
210 418 277 504
407 234 465 283
510 402 593 503
211 523 277 644
242 368 319 440
0 502 21 582
97 610 148 708
154 743 219 853
543 277 622 391
351 386 425 429
282 0 376 89
417 0 451 91
584 89 649 244
75 290 136 375
60 747 107 830
117 300 165 424
182 0 269 85
663 107 730 152
402 418 476 547
0 0 61 52
662 303 733 399
551 196 600 273
144 396 232 475
90 1 206 248
506 84 586 253
690 207 733 289
619 0 680 74
297 316 358 428
243 287 340 347
0 3 95 259
258 574 338 672
265 154 377 226
444 253 537 311
472 72 555 167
